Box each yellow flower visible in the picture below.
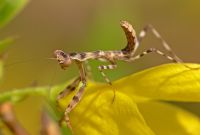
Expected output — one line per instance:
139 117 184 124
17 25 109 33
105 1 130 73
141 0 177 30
56 63 200 135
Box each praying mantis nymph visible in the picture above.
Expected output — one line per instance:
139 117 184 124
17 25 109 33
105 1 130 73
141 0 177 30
53 20 182 130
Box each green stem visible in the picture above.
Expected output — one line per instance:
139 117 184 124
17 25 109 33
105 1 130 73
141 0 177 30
0 86 49 103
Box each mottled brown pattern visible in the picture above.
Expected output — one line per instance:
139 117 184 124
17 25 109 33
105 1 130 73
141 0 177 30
120 21 137 53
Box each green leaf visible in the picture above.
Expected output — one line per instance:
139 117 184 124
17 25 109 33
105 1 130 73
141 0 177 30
0 0 29 28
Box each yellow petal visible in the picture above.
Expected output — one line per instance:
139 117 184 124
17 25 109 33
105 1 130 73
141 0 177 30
138 101 200 135
58 83 155 135
114 63 200 102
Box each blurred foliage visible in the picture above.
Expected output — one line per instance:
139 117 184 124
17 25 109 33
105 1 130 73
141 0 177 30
0 61 3 83
0 37 15 53
0 0 28 85
0 0 29 28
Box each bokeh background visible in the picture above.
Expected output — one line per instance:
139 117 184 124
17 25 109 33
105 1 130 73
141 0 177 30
0 0 200 134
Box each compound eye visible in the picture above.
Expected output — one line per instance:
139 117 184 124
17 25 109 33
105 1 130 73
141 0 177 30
60 51 67 58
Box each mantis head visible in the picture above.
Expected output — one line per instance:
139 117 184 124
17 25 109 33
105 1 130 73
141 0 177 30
54 50 72 69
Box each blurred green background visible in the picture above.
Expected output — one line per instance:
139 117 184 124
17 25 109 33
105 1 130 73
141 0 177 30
0 0 200 134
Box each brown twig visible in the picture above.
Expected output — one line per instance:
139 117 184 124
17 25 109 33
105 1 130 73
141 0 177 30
40 111 61 135
0 102 29 135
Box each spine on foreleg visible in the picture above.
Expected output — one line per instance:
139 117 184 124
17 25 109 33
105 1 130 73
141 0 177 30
120 21 138 54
